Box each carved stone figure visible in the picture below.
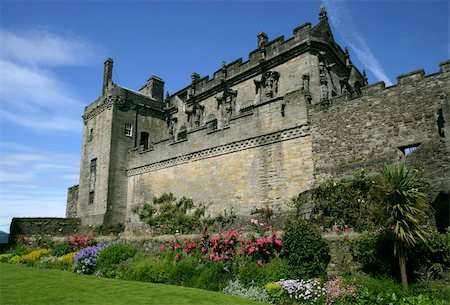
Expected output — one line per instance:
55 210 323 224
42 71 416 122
217 87 238 126
254 71 280 102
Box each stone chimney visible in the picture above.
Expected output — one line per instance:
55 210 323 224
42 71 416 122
102 58 113 96
145 76 165 103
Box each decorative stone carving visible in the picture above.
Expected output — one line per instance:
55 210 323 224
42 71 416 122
318 51 336 105
254 71 280 102
217 87 238 126
167 117 177 141
186 102 205 128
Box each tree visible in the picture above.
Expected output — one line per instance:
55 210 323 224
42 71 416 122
374 163 429 293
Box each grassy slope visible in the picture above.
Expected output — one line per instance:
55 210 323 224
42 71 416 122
0 263 268 305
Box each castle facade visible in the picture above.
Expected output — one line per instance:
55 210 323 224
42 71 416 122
66 6 450 229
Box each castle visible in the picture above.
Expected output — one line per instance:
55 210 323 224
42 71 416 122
66 5 449 230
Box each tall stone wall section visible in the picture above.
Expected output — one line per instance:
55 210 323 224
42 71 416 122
66 185 79 218
308 61 450 196
126 90 314 221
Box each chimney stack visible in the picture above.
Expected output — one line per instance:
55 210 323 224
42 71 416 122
102 58 113 96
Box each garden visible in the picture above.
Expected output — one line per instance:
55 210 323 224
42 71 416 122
1 164 449 305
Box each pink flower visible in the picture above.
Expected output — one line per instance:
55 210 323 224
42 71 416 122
159 245 165 252
250 218 259 225
257 260 262 266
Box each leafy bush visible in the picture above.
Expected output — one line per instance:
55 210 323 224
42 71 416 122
292 170 377 231
118 255 172 284
0 254 12 262
238 257 290 288
410 231 450 281
51 242 73 257
282 220 330 278
195 260 231 291
265 281 288 304
74 244 107 274
351 231 396 277
238 261 271 288
352 231 450 282
37 256 60 269
96 243 137 277
136 193 206 234
168 255 202 287
222 279 270 302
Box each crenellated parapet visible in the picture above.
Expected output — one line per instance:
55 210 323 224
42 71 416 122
307 60 450 109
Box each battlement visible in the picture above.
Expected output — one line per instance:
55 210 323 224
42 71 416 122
166 15 350 106
314 60 450 106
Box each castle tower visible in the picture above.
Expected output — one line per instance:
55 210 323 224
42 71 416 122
76 58 167 226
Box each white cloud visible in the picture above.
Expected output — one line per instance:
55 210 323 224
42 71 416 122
0 28 95 66
0 28 97 132
324 0 393 86
0 143 80 232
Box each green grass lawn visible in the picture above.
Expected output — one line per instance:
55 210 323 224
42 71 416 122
0 263 268 305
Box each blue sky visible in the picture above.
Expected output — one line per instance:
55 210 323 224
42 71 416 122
0 0 448 233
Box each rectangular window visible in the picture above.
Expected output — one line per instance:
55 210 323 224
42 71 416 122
88 191 94 205
124 123 133 137
90 158 97 173
398 143 420 157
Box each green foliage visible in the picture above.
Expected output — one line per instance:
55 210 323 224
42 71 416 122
51 242 73 257
281 220 330 279
352 231 397 277
195 260 232 291
238 261 271 287
293 169 377 231
118 255 172 283
237 258 290 288
136 193 206 234
168 255 202 287
410 231 450 282
374 163 430 252
265 281 288 304
96 243 137 277
374 163 430 292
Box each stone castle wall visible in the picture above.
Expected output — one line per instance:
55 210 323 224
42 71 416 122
308 61 450 195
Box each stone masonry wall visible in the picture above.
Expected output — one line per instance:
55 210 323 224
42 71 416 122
126 91 314 222
66 185 78 218
308 61 450 196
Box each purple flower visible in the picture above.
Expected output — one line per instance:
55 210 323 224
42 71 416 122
74 243 108 274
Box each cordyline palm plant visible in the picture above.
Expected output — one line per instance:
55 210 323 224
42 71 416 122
374 163 430 293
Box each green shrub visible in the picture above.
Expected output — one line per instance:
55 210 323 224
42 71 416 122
51 242 73 257
238 261 270 288
352 231 396 277
410 231 450 281
353 231 450 282
168 256 202 287
96 243 137 277
195 260 231 291
265 281 288 304
0 254 12 262
118 255 172 283
282 220 330 278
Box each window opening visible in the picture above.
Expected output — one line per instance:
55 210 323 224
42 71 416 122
124 123 133 137
398 143 420 157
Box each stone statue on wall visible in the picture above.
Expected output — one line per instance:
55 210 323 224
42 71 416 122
254 70 280 102
217 87 238 126
186 102 204 128
168 117 177 141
